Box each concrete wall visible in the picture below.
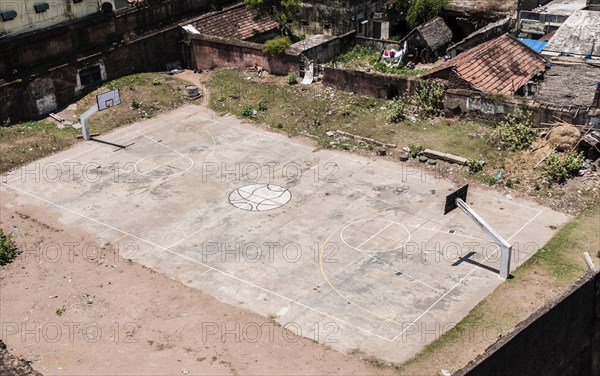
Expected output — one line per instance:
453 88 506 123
355 36 402 51
457 272 600 376
0 24 183 122
298 0 384 36
323 67 416 99
299 31 356 64
0 0 231 80
189 34 299 75
444 90 594 126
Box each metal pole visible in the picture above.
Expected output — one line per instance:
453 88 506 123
456 198 512 279
80 104 99 141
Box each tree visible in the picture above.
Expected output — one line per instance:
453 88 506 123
386 0 448 29
406 0 448 29
245 0 300 36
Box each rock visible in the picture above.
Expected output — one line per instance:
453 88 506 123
325 131 335 137
399 153 409 162
378 147 387 156
418 155 428 163
57 123 65 129
72 123 82 129
428 159 437 165
63 121 73 126
66 103 77 111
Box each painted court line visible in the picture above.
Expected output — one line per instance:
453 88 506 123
391 209 544 342
2 182 392 342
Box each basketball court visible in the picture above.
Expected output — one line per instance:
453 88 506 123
1 104 569 361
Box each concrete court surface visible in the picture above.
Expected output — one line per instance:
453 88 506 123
1 105 569 362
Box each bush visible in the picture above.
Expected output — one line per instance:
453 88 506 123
0 228 18 266
287 72 298 85
387 98 406 123
493 108 534 150
467 158 485 174
406 0 449 29
413 80 445 116
408 143 424 158
544 151 584 183
152 78 161 86
263 36 292 55
242 105 255 117
258 101 268 111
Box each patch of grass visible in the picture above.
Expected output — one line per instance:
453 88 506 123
0 73 192 174
207 69 498 160
516 205 594 283
55 307 66 316
15 211 62 232
0 228 18 266
332 45 427 76
0 120 79 174
397 202 597 374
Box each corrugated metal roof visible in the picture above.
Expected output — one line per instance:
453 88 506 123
423 34 546 95
518 38 548 53
543 10 600 57
187 3 278 41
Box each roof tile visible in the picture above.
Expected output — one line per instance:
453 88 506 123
423 34 546 95
189 4 278 41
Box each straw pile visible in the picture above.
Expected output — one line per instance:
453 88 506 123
548 125 581 151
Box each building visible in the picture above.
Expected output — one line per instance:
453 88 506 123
517 0 587 38
542 10 600 58
533 62 600 107
0 0 108 37
399 17 453 64
182 3 278 43
298 0 389 38
422 33 546 95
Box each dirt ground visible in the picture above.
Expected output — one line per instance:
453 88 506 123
0 191 398 375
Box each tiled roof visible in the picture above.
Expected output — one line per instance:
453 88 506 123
423 34 546 95
188 3 278 41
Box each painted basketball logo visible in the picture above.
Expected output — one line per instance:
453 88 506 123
229 184 292 211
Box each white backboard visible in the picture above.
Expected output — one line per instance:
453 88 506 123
96 89 121 111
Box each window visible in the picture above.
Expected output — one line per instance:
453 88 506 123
1 10 17 21
34 2 50 13
79 65 102 87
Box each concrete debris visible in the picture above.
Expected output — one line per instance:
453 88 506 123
423 149 468 165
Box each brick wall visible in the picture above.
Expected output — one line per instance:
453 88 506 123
190 34 299 75
322 67 416 98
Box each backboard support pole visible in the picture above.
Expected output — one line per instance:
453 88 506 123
455 198 512 279
80 104 98 141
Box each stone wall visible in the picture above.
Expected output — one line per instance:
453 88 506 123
458 272 600 376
